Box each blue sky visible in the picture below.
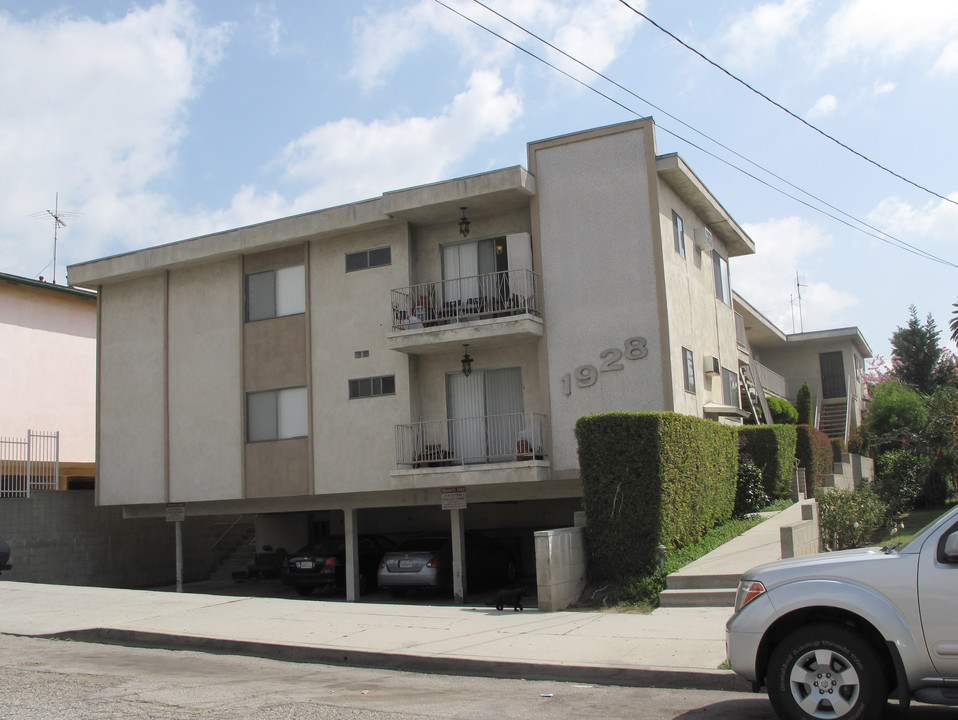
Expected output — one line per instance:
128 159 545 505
1 0 957 361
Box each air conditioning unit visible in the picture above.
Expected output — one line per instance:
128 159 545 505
704 356 721 376
693 227 714 252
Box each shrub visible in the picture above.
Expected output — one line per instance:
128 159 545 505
818 485 889 551
795 425 834 496
876 449 929 518
576 412 737 583
739 424 798 499
766 396 798 424
847 428 866 455
795 382 813 425
734 459 770 516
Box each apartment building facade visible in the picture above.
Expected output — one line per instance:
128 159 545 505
71 119 762 598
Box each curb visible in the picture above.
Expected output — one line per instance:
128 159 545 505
30 628 753 693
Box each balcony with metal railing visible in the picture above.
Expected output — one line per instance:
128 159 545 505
387 269 543 354
394 412 548 469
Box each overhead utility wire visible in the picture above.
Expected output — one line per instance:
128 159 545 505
469 0 956 269
616 0 958 209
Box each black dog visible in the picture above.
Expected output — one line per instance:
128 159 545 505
491 587 529 611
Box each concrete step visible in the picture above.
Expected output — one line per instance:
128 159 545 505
665 573 741 591
658 588 737 608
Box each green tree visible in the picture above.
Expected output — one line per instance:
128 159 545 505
891 306 956 394
864 380 927 451
795 382 813 425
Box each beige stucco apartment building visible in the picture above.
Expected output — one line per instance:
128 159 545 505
69 118 869 598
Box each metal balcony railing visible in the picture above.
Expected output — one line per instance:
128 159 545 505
391 269 540 331
752 360 787 399
396 412 547 467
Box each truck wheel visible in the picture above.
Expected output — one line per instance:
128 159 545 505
767 623 886 720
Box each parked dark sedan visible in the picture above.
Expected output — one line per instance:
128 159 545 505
281 534 395 597
0 535 11 574
377 532 518 597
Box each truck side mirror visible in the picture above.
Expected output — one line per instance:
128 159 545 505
944 532 958 563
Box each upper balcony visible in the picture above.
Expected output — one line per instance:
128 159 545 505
386 269 543 355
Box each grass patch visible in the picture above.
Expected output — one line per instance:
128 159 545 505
760 498 794 513
572 514 766 611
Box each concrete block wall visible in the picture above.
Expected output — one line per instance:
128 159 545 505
781 501 820 558
534 523 588 612
0 491 230 588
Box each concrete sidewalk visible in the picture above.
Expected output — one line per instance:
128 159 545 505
0 505 804 692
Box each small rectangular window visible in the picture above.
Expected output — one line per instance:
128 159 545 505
682 348 696 394
712 251 731 306
247 387 308 442
345 247 391 272
722 367 739 406
245 265 305 321
672 211 685 258
349 374 396 399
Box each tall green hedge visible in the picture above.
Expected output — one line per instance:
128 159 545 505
795 424 834 495
738 424 798 498
575 412 738 583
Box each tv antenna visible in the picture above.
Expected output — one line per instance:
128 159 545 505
29 193 82 284
789 271 808 333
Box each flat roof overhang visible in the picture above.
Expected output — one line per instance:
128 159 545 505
69 166 536 287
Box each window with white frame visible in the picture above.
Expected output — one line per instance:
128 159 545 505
682 347 696 393
672 211 686 258
722 367 740 407
245 265 306 322
712 251 731 306
247 386 308 442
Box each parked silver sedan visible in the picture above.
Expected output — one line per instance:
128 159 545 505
377 533 517 597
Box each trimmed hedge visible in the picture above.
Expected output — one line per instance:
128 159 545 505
795 424 834 495
738 425 798 499
575 412 738 583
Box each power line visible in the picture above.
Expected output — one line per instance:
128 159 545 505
470 0 954 268
435 0 958 269
615 0 958 209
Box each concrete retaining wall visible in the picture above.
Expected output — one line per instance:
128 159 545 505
0 491 233 587
781 501 820 558
534 515 588 612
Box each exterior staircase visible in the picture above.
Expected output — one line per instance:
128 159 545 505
819 399 847 439
207 518 257 582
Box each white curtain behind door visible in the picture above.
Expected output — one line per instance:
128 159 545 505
446 367 523 463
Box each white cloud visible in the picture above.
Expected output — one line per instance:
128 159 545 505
349 0 641 90
720 0 811 71
873 81 896 96
867 193 958 248
821 0 958 72
0 0 232 278
732 216 858 332
807 93 837 119
278 70 522 208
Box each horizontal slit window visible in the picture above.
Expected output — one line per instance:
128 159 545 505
349 375 396 399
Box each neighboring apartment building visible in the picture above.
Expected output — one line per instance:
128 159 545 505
0 272 97 494
68 118 866 598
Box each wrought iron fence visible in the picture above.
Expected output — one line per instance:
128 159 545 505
0 430 60 498
396 412 546 467
391 269 540 331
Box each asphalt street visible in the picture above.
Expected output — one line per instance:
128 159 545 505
1 635 948 720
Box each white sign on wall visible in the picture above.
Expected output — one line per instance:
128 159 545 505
441 486 467 511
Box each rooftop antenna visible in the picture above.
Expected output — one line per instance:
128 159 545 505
789 271 808 333
29 193 82 284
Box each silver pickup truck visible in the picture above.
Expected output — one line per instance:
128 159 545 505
726 502 958 720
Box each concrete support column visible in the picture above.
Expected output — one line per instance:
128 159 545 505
344 508 359 602
450 508 466 604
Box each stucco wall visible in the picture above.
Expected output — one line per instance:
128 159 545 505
533 123 667 472
98 276 168 505
0 281 96 465
169 260 244 502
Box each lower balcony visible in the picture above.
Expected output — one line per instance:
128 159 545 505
395 412 547 469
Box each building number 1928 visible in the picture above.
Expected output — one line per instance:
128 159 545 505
560 336 648 395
